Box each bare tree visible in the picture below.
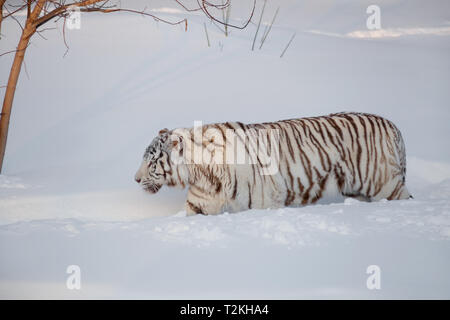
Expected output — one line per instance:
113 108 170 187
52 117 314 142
0 0 255 173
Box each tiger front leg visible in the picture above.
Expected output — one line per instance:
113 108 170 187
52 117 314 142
185 199 203 216
185 186 225 216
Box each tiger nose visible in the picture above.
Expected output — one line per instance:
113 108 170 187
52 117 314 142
135 177 141 184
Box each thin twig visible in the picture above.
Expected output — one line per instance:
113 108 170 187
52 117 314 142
251 0 266 51
209 17 226 34
2 3 27 20
259 6 279 50
36 26 58 33
280 32 296 58
221 0 226 35
62 15 69 57
175 0 210 12
0 42 31 57
260 24 268 44
23 58 30 80
199 0 255 30
203 22 210 47
35 1 190 29
225 1 231 36
220 0 231 37
2 5 24 31
35 26 56 40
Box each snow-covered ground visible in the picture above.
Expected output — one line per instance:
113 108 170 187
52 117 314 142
0 0 449 299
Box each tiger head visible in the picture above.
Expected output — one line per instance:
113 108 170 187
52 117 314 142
135 128 184 194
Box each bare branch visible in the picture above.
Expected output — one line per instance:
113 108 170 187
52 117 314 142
35 0 190 29
0 48 24 58
36 26 57 33
79 7 188 27
2 4 25 32
35 0 111 28
174 0 203 12
198 0 255 30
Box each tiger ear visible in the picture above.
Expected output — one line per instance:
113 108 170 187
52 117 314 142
158 128 169 135
171 135 183 151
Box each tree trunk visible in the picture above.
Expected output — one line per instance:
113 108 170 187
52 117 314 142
0 0 45 173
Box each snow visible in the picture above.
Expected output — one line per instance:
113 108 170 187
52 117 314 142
0 0 449 299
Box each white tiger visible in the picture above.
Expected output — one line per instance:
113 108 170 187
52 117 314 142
134 112 411 215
